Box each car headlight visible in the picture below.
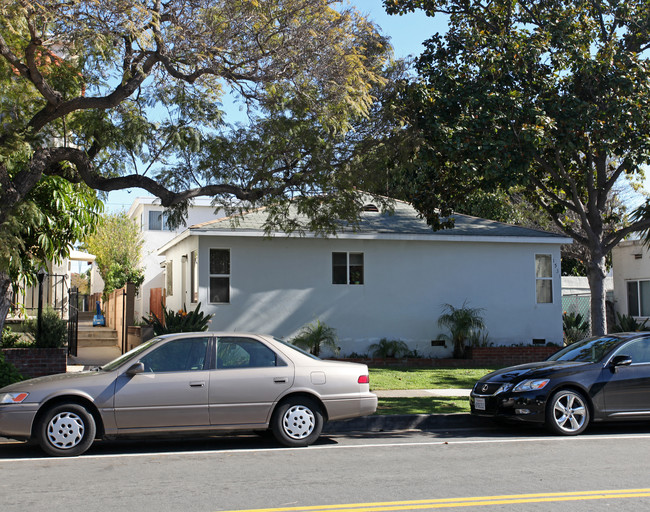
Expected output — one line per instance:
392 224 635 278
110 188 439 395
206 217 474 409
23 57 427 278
512 379 550 393
495 383 513 394
0 392 29 404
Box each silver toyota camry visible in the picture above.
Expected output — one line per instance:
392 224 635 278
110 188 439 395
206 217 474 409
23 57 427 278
0 332 377 456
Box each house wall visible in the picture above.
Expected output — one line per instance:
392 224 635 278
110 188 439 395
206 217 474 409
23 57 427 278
128 198 223 320
612 239 650 318
163 234 565 357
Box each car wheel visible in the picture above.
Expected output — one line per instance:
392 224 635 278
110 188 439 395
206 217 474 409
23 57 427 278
546 389 590 436
271 397 323 447
36 403 97 457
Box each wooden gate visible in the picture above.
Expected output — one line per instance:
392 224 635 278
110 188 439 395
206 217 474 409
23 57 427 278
149 287 165 321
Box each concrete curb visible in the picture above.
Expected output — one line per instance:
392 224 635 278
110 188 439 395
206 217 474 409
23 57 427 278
324 413 487 433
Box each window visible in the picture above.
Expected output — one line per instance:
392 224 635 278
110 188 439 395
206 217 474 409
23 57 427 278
332 252 364 285
209 249 230 303
190 250 198 303
535 254 553 303
166 261 173 296
139 337 209 372
216 337 283 368
148 210 171 231
627 280 650 317
614 338 650 364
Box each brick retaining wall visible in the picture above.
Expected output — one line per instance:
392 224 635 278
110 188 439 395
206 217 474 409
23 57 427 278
2 348 67 378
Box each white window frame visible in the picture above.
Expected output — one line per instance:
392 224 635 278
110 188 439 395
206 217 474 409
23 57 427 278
190 250 199 303
148 210 171 231
627 280 650 317
332 252 364 285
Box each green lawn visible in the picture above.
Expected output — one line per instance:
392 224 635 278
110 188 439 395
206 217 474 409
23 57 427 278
376 397 471 415
369 367 495 391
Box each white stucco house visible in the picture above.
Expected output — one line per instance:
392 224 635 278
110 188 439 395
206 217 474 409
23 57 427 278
126 197 224 320
612 239 650 319
157 199 571 357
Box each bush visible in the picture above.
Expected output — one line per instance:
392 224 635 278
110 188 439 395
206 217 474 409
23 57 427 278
0 351 24 388
1 326 22 348
610 312 648 333
25 308 68 348
368 338 409 358
437 301 486 358
144 302 213 335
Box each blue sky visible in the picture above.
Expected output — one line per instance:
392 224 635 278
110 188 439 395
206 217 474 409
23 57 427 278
105 1 442 212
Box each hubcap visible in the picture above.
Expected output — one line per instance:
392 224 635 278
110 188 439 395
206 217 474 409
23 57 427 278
553 393 587 433
46 412 85 449
282 405 315 440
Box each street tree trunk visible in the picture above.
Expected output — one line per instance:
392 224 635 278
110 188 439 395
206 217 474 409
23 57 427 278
587 252 608 336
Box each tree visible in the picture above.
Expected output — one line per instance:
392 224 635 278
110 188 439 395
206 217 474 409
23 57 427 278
0 0 400 328
82 212 144 294
0 176 101 331
385 0 650 334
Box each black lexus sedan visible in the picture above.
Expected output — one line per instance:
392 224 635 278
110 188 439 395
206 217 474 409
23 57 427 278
470 333 650 435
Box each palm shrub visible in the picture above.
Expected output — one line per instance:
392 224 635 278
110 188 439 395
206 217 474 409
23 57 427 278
437 301 486 359
144 302 214 335
563 311 590 345
368 338 409 358
291 319 339 357
610 312 649 333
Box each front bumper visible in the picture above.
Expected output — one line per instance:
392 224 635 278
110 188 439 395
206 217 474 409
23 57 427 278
0 403 39 440
470 389 547 424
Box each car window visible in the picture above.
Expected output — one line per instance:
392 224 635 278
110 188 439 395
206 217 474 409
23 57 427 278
548 336 622 363
216 337 282 369
140 337 210 372
614 338 650 364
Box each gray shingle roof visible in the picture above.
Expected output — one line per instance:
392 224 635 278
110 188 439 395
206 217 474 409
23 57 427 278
188 200 567 241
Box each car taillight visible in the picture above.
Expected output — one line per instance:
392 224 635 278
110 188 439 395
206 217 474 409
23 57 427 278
358 375 369 384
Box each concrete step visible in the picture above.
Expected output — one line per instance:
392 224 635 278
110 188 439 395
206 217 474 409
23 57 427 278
77 326 119 347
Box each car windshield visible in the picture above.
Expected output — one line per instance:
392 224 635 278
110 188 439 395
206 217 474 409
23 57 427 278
273 337 322 360
547 336 623 363
100 338 162 371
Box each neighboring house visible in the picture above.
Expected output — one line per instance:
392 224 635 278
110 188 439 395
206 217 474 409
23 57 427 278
10 249 96 319
612 239 650 320
158 200 571 357
127 197 224 321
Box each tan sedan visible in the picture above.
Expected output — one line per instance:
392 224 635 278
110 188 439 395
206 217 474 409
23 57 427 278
0 333 377 456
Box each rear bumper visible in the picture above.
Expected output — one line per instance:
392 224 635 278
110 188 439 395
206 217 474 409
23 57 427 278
323 394 378 421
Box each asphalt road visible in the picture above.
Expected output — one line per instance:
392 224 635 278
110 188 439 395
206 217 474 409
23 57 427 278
2 423 650 512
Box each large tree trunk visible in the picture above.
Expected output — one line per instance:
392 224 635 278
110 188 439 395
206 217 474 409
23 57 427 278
587 251 608 336
0 271 12 333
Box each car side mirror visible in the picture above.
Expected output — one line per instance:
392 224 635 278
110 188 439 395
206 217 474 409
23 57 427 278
610 355 633 369
125 362 145 376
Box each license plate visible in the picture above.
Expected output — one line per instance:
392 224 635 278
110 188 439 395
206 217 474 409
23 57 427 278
474 397 486 411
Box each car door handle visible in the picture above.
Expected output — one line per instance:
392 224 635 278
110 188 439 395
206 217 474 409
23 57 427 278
190 381 205 387
273 378 288 383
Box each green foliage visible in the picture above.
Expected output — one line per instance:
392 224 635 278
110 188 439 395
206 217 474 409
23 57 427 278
143 303 214 335
291 319 339 357
562 311 590 346
83 212 144 294
437 302 487 359
368 338 410 358
610 313 649 333
25 308 68 348
386 0 650 335
1 326 22 348
0 351 24 388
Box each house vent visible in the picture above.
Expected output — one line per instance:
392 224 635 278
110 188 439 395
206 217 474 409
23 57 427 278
362 204 379 212
634 253 643 260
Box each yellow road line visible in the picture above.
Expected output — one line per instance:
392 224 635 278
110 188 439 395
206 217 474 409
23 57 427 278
218 488 650 512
